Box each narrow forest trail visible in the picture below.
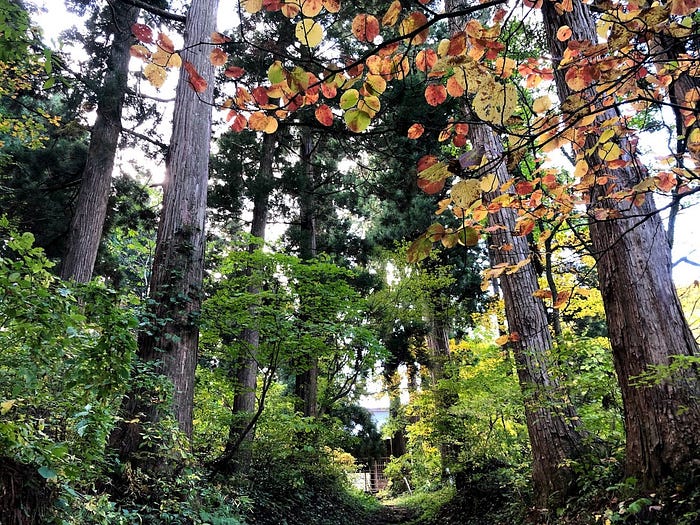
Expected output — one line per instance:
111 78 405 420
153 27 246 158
369 503 420 525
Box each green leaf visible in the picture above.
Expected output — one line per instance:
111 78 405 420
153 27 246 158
38 466 57 479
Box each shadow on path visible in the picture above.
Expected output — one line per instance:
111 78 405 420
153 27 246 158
369 503 420 525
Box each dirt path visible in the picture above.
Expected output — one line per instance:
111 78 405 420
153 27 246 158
370 503 419 524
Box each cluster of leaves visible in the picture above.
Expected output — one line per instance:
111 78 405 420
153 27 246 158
0 217 136 513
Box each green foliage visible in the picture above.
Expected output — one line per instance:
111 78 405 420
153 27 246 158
0 218 136 485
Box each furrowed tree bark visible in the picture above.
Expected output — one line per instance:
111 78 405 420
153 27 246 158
444 0 588 506
60 2 139 283
474 121 587 508
111 0 218 459
541 0 700 485
294 128 319 418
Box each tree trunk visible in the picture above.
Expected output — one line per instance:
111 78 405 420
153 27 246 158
473 120 587 507
221 132 278 473
541 0 700 485
60 2 139 282
111 0 218 458
294 129 319 418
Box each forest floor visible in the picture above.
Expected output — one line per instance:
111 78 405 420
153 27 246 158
370 503 420 524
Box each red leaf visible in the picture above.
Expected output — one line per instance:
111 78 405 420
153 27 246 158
424 84 447 106
224 66 245 79
417 155 438 172
253 86 269 106
448 33 467 56
452 134 467 148
352 14 380 43
210 48 228 67
228 111 247 132
515 180 535 195
157 33 175 54
131 23 153 43
407 123 425 139
184 61 207 93
418 178 446 195
315 104 334 126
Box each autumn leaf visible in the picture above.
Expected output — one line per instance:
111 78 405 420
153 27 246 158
352 14 380 43
417 154 438 172
415 49 438 72
225 65 245 79
557 25 572 41
323 0 340 13
418 178 446 195
132 23 153 43
407 235 433 263
399 12 429 44
315 104 334 126
382 0 402 27
211 32 231 44
296 19 324 48
210 48 228 66
553 290 571 309
242 0 263 13
268 61 285 84
301 0 324 16
130 45 151 60
473 79 518 124
458 226 479 246
451 179 481 209
339 89 359 109
229 111 247 132
344 108 371 132
184 61 207 93
144 63 167 88
281 0 301 17
425 84 447 106
532 95 552 114
157 33 175 54
448 33 467 56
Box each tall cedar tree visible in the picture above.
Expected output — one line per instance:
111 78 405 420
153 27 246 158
540 0 700 485
112 0 218 458
60 1 139 282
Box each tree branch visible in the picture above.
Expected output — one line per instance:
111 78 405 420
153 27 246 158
120 0 186 23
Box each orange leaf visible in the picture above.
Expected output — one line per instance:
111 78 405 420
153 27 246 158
399 12 429 45
229 112 247 132
130 45 151 60
352 14 380 43
382 0 402 27
131 23 153 43
417 154 438 172
515 217 535 236
323 0 340 13
210 48 228 67
446 76 465 97
280 0 300 17
211 32 231 44
556 25 572 41
315 104 334 126
424 84 447 106
415 49 438 72
515 180 535 195
407 123 425 139
418 177 446 195
448 33 467 56
248 112 269 131
455 123 469 135
301 0 323 16
184 61 207 93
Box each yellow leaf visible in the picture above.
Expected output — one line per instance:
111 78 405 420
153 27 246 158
598 141 622 161
0 399 16 415
451 179 481 209
532 95 552 114
480 173 498 193
473 78 518 125
295 19 324 48
144 63 167 88
242 0 262 13
574 159 589 179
